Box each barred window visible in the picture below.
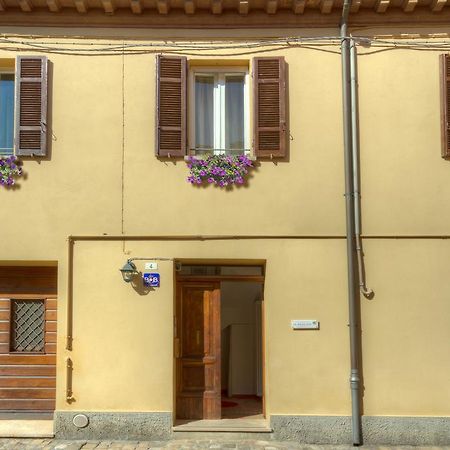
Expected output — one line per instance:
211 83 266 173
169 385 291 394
10 299 45 352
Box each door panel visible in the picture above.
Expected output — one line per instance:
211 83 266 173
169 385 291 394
176 282 221 420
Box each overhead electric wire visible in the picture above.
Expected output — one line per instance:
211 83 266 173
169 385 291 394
0 35 342 46
1 33 450 57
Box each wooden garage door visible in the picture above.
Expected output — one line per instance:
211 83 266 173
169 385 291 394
0 266 57 411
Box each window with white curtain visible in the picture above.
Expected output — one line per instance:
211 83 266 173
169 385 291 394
0 72 15 155
189 67 250 155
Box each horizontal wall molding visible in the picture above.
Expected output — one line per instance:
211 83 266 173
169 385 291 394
271 415 450 445
68 234 450 241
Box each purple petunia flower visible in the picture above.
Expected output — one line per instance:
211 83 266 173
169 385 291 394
0 156 23 188
185 154 253 188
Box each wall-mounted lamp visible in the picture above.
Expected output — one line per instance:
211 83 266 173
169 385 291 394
119 260 138 283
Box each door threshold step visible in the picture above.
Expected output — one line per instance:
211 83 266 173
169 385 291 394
173 426 272 432
0 433 54 438
0 420 54 438
173 420 272 433
171 430 274 440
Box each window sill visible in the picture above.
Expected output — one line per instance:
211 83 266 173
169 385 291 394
184 155 257 161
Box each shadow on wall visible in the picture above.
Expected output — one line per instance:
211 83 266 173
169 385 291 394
131 271 154 296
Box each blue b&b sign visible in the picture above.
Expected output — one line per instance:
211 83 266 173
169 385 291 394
143 273 160 288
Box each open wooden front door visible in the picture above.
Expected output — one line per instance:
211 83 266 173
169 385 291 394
175 282 221 420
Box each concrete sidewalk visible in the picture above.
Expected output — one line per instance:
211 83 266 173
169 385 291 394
0 439 449 450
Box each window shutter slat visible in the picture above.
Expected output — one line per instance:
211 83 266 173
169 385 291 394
253 56 286 158
15 56 48 157
156 55 187 157
440 54 450 159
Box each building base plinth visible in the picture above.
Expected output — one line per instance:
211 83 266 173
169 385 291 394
54 411 172 440
270 415 450 445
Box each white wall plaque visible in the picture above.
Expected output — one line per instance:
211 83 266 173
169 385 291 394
144 262 158 270
291 319 319 330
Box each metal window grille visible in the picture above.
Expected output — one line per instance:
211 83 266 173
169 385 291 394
10 300 45 352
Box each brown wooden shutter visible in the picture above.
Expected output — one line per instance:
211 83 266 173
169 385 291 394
15 56 48 157
440 54 450 159
156 55 187 157
253 56 286 158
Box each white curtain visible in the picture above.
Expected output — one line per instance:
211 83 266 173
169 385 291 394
195 75 214 150
225 75 245 151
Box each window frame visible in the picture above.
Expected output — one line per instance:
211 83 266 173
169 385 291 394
188 65 250 156
0 68 15 156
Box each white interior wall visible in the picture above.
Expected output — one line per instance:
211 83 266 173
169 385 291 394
220 281 262 396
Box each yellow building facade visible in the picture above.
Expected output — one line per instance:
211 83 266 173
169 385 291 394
0 2 449 445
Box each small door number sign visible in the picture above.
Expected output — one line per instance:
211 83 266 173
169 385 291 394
143 273 160 288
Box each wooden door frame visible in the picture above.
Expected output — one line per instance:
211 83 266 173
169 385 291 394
174 264 266 423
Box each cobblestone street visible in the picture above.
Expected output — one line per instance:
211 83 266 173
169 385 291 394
0 439 448 450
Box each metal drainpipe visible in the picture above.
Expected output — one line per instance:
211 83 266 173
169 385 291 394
340 1 362 445
350 39 373 299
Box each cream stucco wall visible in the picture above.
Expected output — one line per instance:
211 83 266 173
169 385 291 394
358 47 450 235
0 26 449 419
56 238 450 416
62 239 351 415
361 239 450 416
